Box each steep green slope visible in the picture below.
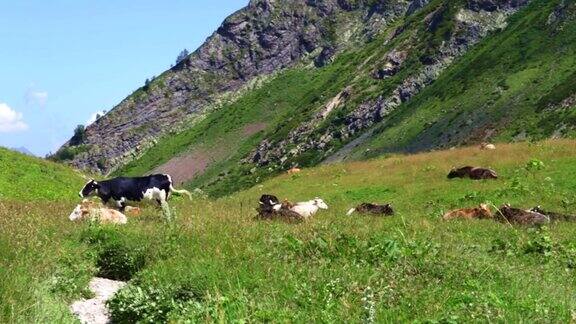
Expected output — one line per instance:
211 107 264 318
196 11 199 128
0 147 85 201
114 40 392 194
349 0 576 158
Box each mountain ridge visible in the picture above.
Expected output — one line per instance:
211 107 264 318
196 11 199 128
55 0 576 197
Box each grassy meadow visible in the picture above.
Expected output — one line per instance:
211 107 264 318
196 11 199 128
3 140 576 322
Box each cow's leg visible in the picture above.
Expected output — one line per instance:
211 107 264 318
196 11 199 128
151 189 172 222
113 197 127 212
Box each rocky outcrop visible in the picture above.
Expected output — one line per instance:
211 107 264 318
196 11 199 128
58 0 439 173
246 0 530 168
58 0 534 179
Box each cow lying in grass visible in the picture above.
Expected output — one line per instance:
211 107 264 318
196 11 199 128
497 204 550 225
69 200 127 225
256 194 303 222
447 166 498 180
256 195 328 222
347 203 394 216
480 142 496 150
289 198 329 219
258 194 282 213
530 206 576 222
124 206 141 216
443 204 492 220
287 167 301 175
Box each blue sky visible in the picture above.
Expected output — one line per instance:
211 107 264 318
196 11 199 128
0 0 247 156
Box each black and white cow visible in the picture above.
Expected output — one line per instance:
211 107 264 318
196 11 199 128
79 174 191 212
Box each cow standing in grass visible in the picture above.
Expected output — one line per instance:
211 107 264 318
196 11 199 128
79 174 191 221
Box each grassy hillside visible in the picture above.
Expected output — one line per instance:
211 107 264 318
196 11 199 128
351 0 576 158
0 148 92 322
6 140 576 322
0 147 85 201
112 0 576 199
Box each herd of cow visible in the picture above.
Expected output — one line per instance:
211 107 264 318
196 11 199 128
256 165 574 225
257 150 574 226
68 143 572 226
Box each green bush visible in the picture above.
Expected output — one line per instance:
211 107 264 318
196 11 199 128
80 226 147 280
108 282 205 323
97 242 146 281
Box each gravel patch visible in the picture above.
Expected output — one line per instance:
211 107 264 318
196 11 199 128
70 277 126 324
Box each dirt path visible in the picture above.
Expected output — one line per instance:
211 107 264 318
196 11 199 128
152 123 267 185
70 277 126 324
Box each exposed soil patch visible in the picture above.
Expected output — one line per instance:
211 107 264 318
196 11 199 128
152 150 211 185
152 125 265 185
70 277 126 324
242 122 267 136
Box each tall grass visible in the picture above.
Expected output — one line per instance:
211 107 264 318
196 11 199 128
4 140 576 321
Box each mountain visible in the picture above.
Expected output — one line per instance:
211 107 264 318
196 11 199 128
55 0 576 197
10 146 34 156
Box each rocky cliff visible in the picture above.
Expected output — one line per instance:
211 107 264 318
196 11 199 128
56 0 576 197
58 0 421 172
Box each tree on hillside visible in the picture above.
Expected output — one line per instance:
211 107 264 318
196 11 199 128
70 124 87 146
175 49 189 65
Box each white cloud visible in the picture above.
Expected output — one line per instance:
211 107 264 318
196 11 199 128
25 88 48 108
0 103 28 133
86 110 106 125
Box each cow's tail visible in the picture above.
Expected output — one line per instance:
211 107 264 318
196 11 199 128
170 185 193 200
346 208 356 216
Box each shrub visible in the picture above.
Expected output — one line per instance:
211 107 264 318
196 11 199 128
80 226 147 280
97 242 146 281
70 125 87 146
108 282 205 323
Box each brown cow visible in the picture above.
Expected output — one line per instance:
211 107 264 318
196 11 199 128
497 204 550 225
287 167 301 175
125 206 141 216
443 204 492 220
448 166 498 180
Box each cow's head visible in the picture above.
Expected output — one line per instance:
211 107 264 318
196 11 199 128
314 198 328 210
447 169 458 179
478 203 493 218
69 199 94 221
79 179 100 198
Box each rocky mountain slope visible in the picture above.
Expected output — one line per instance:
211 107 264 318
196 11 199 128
56 0 576 197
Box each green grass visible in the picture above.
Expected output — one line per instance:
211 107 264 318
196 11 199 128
5 140 576 322
0 147 85 201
